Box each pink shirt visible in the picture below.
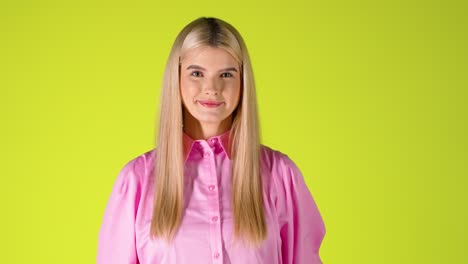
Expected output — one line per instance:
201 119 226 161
97 130 325 263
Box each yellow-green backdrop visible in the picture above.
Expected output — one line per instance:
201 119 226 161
1 0 467 263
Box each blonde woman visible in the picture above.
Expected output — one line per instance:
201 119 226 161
97 17 325 264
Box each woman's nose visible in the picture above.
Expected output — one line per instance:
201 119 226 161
203 78 220 95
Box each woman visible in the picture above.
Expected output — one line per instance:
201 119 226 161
97 17 325 263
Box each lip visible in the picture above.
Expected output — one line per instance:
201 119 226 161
198 100 224 108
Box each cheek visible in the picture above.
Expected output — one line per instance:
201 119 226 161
226 85 241 106
180 79 194 102
180 77 201 93
232 80 241 100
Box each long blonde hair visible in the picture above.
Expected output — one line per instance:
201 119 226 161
151 17 266 246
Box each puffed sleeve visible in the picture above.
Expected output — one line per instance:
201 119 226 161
275 153 326 264
97 155 144 264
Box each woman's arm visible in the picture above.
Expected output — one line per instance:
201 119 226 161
275 153 326 264
97 156 143 264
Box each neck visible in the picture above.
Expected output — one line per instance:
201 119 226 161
183 115 232 140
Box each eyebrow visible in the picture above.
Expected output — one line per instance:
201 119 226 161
186 65 238 72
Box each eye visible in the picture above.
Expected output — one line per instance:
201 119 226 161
191 71 203 77
220 72 233 78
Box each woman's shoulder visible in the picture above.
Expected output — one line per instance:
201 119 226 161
114 148 156 185
127 148 154 169
141 148 156 165
259 144 306 192
259 144 298 171
259 144 312 211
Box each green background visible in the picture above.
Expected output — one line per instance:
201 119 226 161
1 0 467 263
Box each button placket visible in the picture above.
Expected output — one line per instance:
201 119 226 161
202 141 223 263
201 144 212 159
210 138 218 145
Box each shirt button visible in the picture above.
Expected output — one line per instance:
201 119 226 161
208 185 215 191
204 152 211 157
214 252 220 258
211 138 218 144
211 216 219 222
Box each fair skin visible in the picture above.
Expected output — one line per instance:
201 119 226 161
180 45 241 140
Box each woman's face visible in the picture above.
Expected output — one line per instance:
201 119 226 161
180 45 241 130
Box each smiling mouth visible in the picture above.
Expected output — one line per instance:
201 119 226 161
198 100 224 108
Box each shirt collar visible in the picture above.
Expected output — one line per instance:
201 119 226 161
183 129 232 162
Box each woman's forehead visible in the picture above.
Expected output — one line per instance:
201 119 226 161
180 46 240 70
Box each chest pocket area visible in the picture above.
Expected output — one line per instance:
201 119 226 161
222 216 280 264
